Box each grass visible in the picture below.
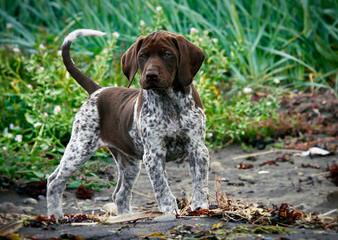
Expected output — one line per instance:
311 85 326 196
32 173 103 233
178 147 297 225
0 0 337 183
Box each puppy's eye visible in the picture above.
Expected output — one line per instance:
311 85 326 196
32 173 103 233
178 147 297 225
162 51 173 58
138 53 148 59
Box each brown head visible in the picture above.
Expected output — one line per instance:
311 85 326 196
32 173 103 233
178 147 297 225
121 31 204 91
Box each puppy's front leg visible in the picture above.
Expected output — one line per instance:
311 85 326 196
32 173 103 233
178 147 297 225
143 146 178 213
188 141 209 210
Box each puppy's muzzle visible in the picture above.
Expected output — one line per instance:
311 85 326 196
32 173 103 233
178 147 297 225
146 70 159 82
144 68 162 89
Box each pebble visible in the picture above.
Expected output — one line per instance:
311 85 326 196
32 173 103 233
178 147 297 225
38 195 46 201
294 203 311 211
23 198 38 205
0 202 34 214
94 196 110 202
0 202 16 212
210 161 224 173
102 203 117 215
20 206 34 214
258 170 269 174
327 191 338 205
238 174 256 184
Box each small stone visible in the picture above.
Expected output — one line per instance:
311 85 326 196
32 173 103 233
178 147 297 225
94 196 110 202
23 198 38 205
294 203 310 211
20 206 34 214
327 191 338 205
102 203 118 215
227 182 245 186
0 202 16 212
210 161 224 173
258 170 269 174
38 195 46 201
238 174 256 184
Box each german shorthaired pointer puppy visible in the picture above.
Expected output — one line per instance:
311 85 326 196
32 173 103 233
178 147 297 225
47 29 209 217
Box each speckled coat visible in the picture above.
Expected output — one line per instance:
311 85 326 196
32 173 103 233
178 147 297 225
47 29 210 217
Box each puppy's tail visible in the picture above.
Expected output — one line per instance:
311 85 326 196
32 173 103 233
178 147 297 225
62 29 106 95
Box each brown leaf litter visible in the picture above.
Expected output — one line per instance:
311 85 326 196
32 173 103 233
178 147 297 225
327 163 338 186
178 177 338 232
301 163 321 169
1 177 337 239
237 163 254 169
258 90 338 152
75 185 94 200
15 180 47 199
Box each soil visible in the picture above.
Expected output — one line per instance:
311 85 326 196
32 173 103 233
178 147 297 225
1 145 337 239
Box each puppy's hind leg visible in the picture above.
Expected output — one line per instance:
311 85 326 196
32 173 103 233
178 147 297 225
112 152 141 214
47 98 100 218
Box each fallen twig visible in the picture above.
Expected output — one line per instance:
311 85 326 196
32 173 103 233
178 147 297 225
102 211 163 224
233 149 302 160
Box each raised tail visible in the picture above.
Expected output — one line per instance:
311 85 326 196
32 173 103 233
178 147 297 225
62 29 106 94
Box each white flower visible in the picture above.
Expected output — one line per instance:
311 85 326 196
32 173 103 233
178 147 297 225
2 146 7 151
140 20 145 27
54 105 61 114
43 112 48 117
15 134 23 142
33 122 42 128
27 84 33 89
57 50 62 56
266 101 272 106
102 48 108 55
113 32 120 39
155 6 162 12
9 123 15 129
243 87 253 94
273 78 280 84
13 47 20 53
190 28 198 34
207 132 213 138
6 23 13 29
39 44 46 50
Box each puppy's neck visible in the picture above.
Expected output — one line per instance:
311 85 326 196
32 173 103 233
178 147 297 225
143 86 193 111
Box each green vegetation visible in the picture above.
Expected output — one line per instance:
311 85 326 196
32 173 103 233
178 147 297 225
0 0 337 182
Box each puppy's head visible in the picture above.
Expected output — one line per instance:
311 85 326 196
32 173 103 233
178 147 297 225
121 31 204 90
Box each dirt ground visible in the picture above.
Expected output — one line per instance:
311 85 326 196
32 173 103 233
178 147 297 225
1 145 337 239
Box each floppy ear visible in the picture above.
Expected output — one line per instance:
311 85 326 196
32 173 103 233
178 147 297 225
174 35 205 86
121 37 144 82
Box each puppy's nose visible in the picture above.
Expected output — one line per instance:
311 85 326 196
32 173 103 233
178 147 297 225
146 71 159 82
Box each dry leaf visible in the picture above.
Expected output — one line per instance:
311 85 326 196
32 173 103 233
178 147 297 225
0 221 23 236
215 176 228 209
237 163 254 169
103 211 163 224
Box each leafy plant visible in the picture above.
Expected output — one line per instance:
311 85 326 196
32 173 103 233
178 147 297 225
0 0 336 182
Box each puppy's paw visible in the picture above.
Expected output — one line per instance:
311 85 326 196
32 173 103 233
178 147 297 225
191 192 209 210
190 201 209 211
159 195 178 214
47 209 64 220
102 202 118 215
